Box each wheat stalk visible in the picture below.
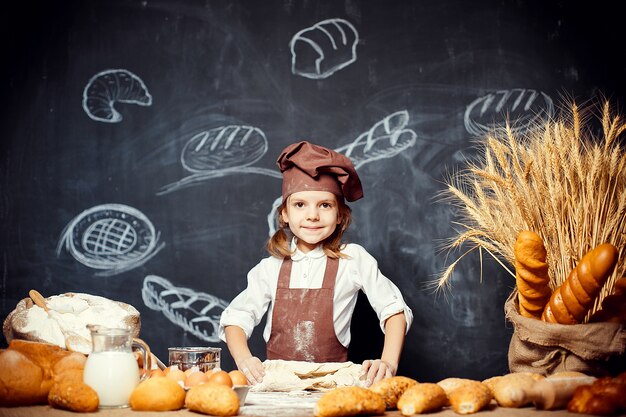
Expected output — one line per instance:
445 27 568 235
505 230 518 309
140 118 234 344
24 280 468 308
438 100 626 318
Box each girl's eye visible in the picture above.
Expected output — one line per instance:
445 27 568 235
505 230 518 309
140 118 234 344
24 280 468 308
294 202 305 208
321 202 333 209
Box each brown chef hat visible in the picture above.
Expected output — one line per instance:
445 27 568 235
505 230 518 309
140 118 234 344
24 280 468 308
277 141 363 202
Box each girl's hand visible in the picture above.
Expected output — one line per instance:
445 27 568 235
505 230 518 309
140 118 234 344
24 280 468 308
361 359 396 387
237 356 265 385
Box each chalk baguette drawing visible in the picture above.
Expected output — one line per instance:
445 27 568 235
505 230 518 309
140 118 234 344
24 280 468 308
82 69 152 123
290 18 358 79
464 89 554 137
142 275 229 342
267 110 418 235
336 110 417 169
158 125 280 195
57 203 164 276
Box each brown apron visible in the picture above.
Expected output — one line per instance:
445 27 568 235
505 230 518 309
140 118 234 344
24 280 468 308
266 256 348 362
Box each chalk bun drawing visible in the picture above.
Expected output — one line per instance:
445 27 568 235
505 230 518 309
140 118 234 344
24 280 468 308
290 18 359 79
57 203 164 276
464 89 554 137
82 69 152 123
182 125 268 172
142 275 229 343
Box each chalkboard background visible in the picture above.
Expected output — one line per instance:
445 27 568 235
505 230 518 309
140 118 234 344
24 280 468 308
2 0 624 382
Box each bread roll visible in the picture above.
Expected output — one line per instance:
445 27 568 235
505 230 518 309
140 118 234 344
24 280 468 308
397 383 447 415
313 386 385 417
542 243 618 324
48 379 99 412
130 376 185 411
447 380 493 414
481 375 502 397
493 372 544 408
437 377 476 397
369 375 418 409
514 230 552 318
0 349 48 406
185 382 239 416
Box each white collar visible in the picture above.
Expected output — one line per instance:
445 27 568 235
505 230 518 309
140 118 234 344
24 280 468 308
289 238 326 261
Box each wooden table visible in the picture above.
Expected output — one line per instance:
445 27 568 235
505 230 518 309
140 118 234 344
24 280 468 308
2 390 625 417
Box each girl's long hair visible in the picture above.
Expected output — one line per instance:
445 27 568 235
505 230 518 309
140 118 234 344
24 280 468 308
266 198 353 259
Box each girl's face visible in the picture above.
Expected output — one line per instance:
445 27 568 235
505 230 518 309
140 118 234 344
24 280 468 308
281 190 341 253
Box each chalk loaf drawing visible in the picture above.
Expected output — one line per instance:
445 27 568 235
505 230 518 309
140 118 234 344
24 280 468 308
336 110 417 169
158 125 280 195
142 275 229 342
57 203 164 276
83 69 152 123
290 18 358 79
267 110 418 235
464 89 554 137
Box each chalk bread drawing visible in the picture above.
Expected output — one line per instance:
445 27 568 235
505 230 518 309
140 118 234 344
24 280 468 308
57 203 164 276
142 275 229 342
83 69 152 123
336 110 417 169
290 18 358 79
464 89 554 137
267 110 418 235
158 125 280 195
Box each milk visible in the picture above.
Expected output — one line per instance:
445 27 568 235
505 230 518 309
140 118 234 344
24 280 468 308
83 351 140 408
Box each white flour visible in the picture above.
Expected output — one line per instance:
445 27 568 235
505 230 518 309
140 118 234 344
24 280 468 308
20 293 137 352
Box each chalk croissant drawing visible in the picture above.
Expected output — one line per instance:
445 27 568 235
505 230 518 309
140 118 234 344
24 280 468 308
290 18 358 79
464 89 554 137
82 69 153 123
267 110 418 235
57 204 164 276
142 275 229 342
158 125 280 195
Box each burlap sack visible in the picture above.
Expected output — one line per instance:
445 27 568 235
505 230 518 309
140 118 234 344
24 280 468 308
505 290 626 376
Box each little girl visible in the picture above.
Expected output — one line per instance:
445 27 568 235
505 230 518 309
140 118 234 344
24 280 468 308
219 141 413 387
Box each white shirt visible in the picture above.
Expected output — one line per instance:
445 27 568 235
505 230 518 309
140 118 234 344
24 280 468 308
218 242 413 347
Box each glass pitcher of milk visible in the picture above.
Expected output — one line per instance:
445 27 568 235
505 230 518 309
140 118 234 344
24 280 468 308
83 325 150 408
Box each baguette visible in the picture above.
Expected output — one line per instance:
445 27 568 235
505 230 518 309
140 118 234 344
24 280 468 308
542 243 618 324
514 231 552 318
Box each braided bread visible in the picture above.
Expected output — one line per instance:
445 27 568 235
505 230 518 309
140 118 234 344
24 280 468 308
514 231 552 318
542 243 618 324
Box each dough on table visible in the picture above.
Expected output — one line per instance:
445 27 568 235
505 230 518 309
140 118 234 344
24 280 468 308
251 360 365 392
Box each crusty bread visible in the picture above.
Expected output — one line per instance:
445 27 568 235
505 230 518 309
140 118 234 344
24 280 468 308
314 386 385 417
589 278 626 323
369 375 418 409
542 243 618 324
185 382 239 416
130 376 185 411
397 383 447 415
514 230 552 319
0 349 48 406
447 380 493 414
48 379 99 412
492 372 544 408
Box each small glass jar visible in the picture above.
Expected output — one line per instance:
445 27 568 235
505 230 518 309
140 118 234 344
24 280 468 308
168 346 221 372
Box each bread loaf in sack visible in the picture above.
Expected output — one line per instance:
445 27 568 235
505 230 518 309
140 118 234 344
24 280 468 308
542 243 618 324
505 291 626 376
514 230 552 319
